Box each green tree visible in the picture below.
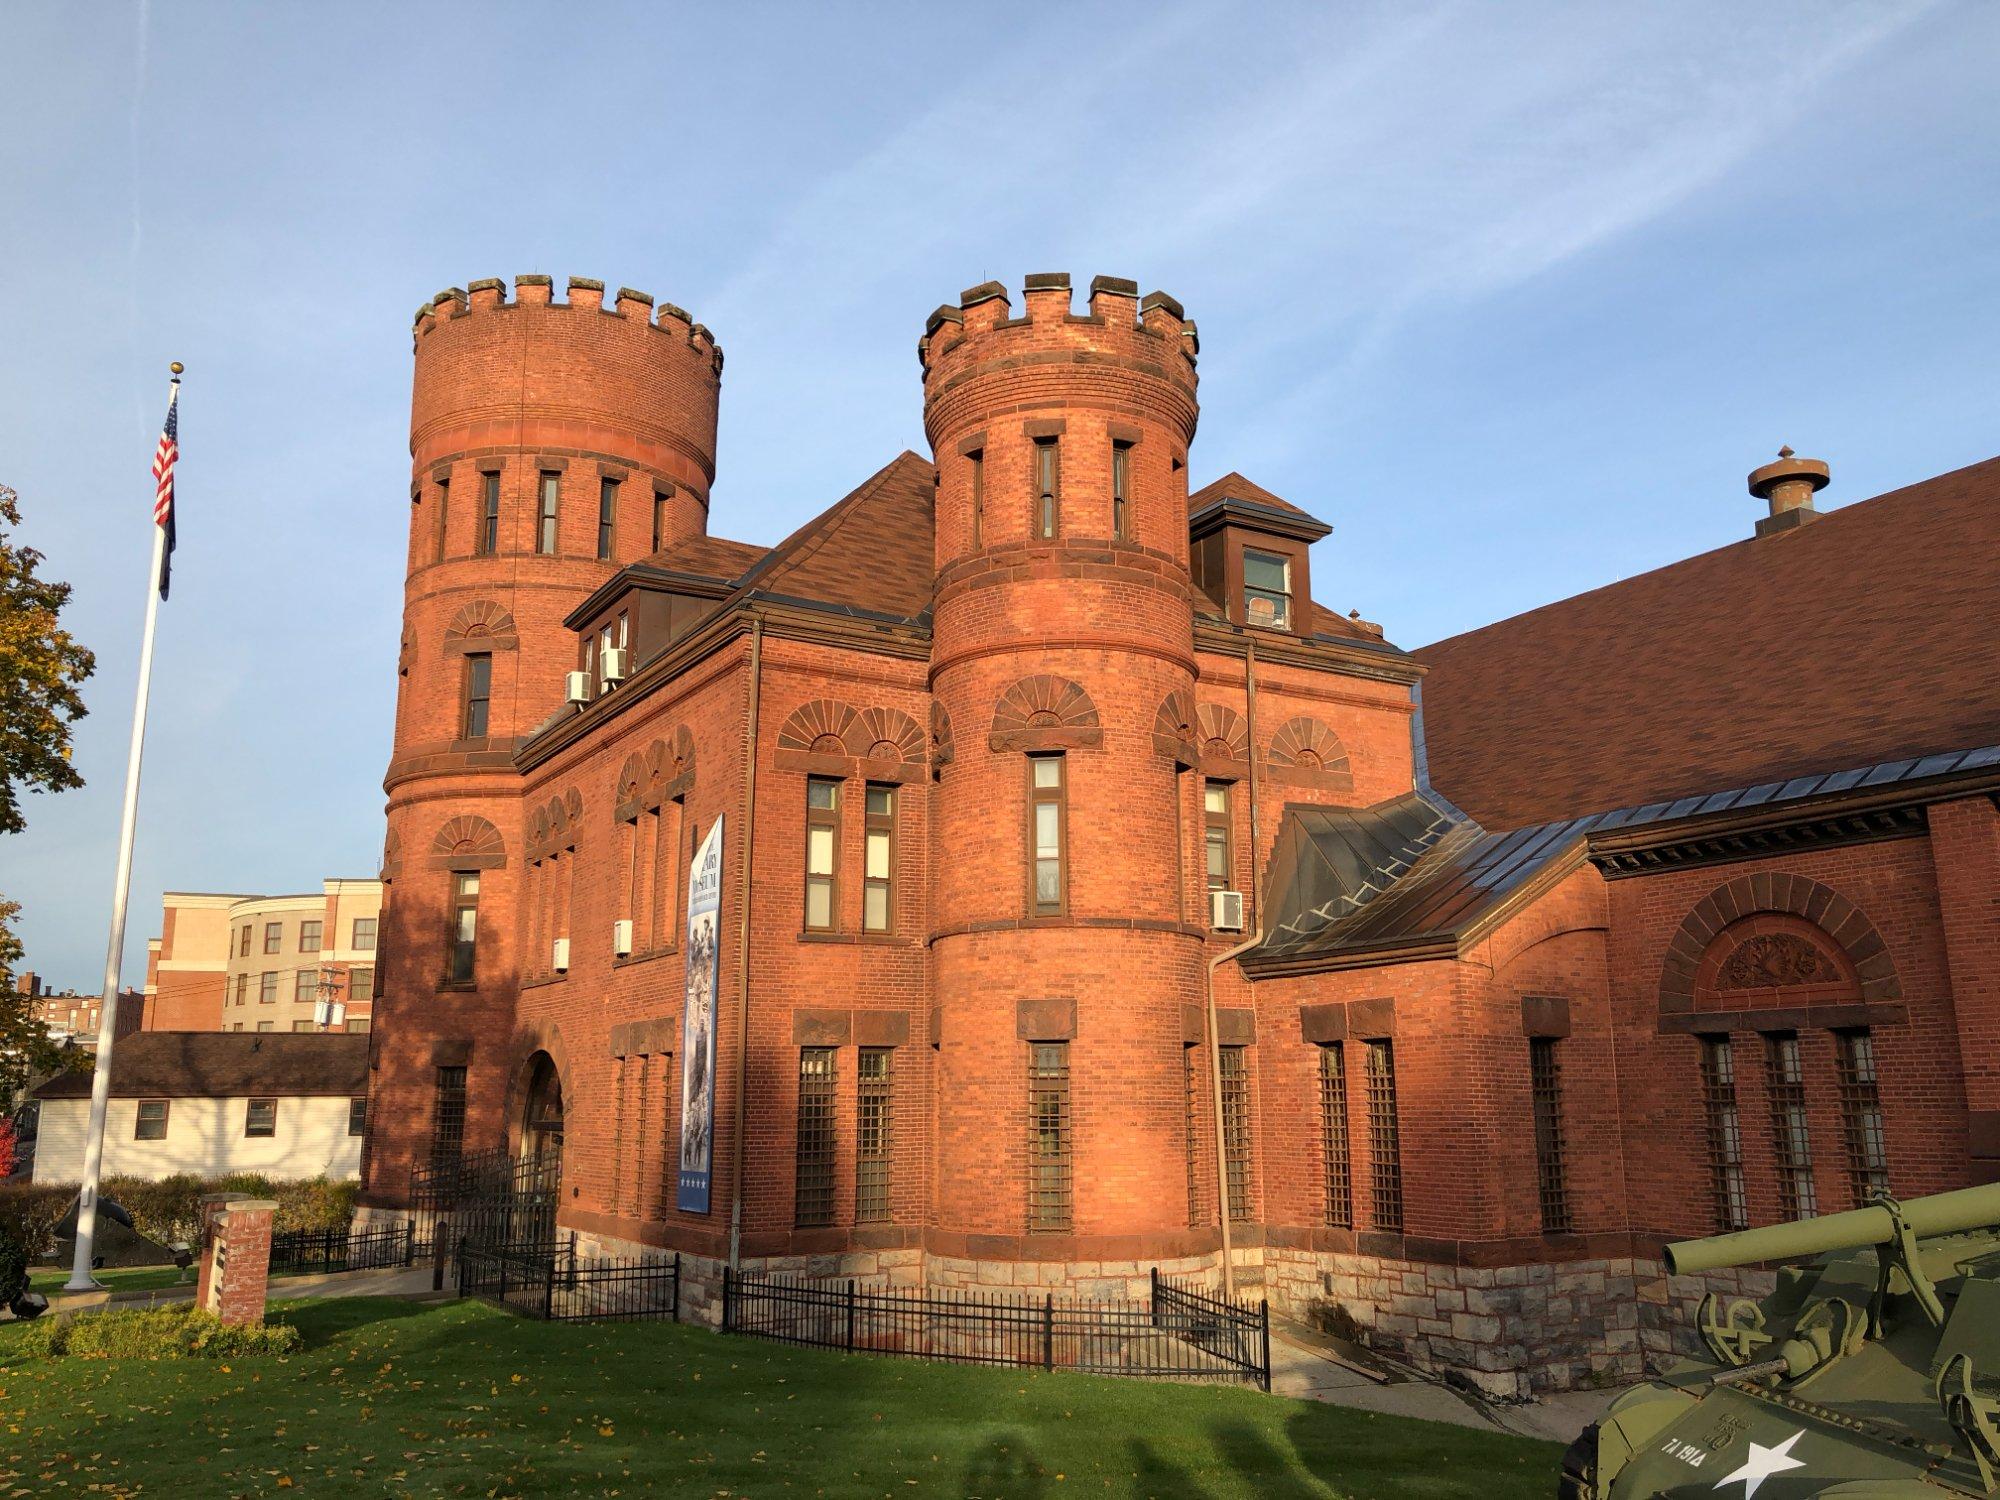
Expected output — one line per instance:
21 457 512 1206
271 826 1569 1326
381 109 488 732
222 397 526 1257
0 483 95 834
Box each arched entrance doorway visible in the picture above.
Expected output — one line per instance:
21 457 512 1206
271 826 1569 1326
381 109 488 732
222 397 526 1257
521 1052 565 1165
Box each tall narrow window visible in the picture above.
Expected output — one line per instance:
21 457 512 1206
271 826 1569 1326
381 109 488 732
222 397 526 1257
477 472 500 556
238 924 251 958
348 1097 367 1137
536 472 560 555
299 919 322 953
1185 1044 1204 1226
655 798 683 946
651 488 670 551
1219 1044 1253 1221
1836 1030 1890 1206
804 778 840 931
1319 1043 1351 1228
1111 442 1132 541
597 476 619 560
968 449 984 548
1766 1033 1817 1218
863 785 894 933
449 873 480 984
1027 1041 1072 1232
430 1065 468 1167
1243 549 1293 630
1530 1037 1571 1232
461 653 492 739
794 1047 837 1227
1033 439 1059 539
1700 1036 1749 1232
1365 1040 1403 1232
1204 782 1232 895
264 921 283 954
1029 755 1066 915
260 971 279 1004
857 1047 893 1222
434 478 449 561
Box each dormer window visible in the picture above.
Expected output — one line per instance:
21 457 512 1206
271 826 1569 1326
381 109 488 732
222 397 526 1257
1243 549 1292 631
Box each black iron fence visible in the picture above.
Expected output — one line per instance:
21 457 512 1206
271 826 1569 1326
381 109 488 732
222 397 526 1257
269 1219 415 1277
410 1148 559 1261
722 1266 1269 1388
458 1234 682 1324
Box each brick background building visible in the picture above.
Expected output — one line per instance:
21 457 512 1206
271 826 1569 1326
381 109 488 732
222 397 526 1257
141 884 380 1033
357 271 1999 1394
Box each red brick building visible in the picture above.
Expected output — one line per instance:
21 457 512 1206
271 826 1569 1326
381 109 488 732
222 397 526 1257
358 272 2000 1394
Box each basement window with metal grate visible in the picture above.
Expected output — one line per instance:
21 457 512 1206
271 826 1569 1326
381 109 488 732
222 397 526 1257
856 1047 893 1222
1319 1043 1351 1229
795 1048 837 1228
1530 1037 1572 1233
1220 1045 1253 1221
1700 1036 1750 1232
1027 1042 1073 1232
1365 1041 1403 1232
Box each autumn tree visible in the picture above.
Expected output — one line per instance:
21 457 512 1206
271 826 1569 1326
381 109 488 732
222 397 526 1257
0 483 96 1108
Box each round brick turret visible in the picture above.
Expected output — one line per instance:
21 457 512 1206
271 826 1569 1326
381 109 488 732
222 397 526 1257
365 274 722 1200
922 274 1207 1259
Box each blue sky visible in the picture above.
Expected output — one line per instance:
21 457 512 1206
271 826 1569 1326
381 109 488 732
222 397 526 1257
1 1 1993 989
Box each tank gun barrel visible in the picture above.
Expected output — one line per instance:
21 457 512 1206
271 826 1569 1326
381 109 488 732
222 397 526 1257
1664 1182 2000 1275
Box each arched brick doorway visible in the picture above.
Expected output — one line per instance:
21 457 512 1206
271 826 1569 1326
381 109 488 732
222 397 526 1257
521 1051 565 1166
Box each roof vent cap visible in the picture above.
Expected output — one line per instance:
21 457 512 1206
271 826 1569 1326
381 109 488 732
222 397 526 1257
1748 445 1829 537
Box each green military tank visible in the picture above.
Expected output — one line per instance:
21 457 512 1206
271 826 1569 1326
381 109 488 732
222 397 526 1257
1560 1182 2000 1498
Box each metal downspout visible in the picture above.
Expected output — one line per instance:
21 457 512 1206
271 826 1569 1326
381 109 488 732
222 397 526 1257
727 617 764 1274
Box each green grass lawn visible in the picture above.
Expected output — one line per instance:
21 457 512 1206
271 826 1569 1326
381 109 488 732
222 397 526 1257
28 1264 195 1297
0 1296 1558 1497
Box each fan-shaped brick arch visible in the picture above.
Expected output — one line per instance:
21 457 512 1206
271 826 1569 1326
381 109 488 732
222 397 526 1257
1658 873 1901 1016
1152 688 1198 765
614 752 648 819
989 675 1103 752
427 815 506 871
1267 716 1353 782
443 600 519 654
853 706 924 765
778 699 861 756
1196 703 1248 765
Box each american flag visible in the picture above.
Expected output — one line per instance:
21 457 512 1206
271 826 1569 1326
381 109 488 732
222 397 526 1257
152 382 178 599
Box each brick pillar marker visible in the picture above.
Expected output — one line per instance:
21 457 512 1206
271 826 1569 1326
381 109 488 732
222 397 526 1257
198 1195 279 1325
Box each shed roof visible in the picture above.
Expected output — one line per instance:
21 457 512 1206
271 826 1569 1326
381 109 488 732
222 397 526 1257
32 1032 369 1101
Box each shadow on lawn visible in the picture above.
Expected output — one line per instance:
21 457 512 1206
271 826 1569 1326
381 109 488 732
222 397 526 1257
279 1296 443 1343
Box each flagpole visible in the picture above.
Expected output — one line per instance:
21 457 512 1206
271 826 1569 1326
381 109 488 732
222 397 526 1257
64 364 180 1292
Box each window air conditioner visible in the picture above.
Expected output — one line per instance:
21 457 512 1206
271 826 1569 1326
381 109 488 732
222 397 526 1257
565 671 591 707
600 647 629 686
613 919 634 957
1211 889 1246 932
551 937 571 973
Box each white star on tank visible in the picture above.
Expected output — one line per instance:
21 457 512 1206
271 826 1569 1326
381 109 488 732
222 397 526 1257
1712 1429 1807 1498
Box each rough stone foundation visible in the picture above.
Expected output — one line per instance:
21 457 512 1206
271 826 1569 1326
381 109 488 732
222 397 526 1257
394 1211 1770 1397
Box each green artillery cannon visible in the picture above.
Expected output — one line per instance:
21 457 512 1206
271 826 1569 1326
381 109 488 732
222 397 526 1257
1561 1181 2000 1498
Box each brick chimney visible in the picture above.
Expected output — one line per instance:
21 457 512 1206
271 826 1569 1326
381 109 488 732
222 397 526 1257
1749 446 1829 538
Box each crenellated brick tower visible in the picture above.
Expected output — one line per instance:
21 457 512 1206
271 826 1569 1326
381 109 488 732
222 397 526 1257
363 275 722 1196
921 275 1208 1268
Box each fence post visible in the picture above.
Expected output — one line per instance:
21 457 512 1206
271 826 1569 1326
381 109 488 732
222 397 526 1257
404 1219 416 1268
722 1264 732 1332
543 1251 557 1321
1043 1293 1054 1371
432 1212 451 1292
846 1280 857 1352
1259 1298 1272 1392
672 1252 682 1323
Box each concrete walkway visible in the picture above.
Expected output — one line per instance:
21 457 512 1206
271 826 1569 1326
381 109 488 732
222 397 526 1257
31 1263 447 1316
1269 1328 1628 1445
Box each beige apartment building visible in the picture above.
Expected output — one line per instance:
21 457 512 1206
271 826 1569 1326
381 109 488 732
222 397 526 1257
142 880 379 1033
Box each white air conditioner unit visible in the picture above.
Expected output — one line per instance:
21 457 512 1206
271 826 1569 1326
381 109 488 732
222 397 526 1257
551 937 571 972
612 919 634 957
565 670 592 707
600 647 629 686
1211 889 1246 932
